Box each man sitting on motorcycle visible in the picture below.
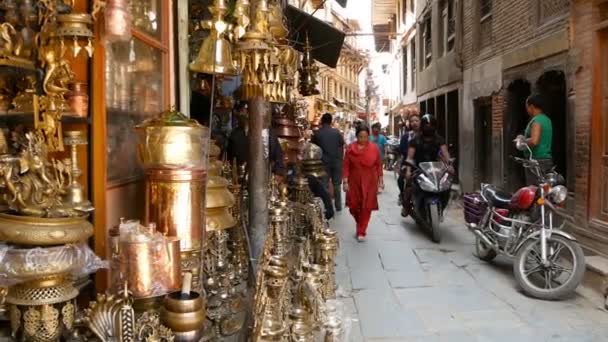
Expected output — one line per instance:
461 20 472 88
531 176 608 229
398 113 420 202
401 114 453 217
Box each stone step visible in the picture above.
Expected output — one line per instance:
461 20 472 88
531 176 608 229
580 255 608 308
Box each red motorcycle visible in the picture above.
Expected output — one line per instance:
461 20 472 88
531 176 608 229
463 139 585 300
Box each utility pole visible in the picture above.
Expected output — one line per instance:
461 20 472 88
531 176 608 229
247 97 268 271
247 0 270 273
364 68 373 127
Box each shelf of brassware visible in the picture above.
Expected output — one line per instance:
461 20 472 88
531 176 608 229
0 112 91 126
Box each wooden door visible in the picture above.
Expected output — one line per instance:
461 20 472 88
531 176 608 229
590 29 608 224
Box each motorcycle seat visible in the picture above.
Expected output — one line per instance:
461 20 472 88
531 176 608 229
482 185 512 209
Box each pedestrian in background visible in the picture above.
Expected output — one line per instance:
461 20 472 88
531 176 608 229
312 113 345 211
343 125 384 242
369 122 387 192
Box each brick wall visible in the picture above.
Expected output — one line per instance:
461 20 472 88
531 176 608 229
572 0 593 225
462 0 570 70
491 90 504 132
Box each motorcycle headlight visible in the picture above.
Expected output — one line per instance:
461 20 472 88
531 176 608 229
548 185 568 204
417 174 438 192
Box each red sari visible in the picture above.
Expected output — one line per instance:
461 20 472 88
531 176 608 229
343 142 383 237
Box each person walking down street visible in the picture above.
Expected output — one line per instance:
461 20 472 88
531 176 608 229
343 125 383 242
312 113 346 211
370 122 388 161
518 93 553 185
344 121 357 146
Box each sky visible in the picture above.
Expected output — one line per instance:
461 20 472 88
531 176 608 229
333 0 375 52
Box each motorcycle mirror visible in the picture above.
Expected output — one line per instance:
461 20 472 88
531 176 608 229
514 136 528 152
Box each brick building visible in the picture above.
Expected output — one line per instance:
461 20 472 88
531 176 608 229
415 0 462 164
461 0 608 258
569 0 608 257
460 0 571 194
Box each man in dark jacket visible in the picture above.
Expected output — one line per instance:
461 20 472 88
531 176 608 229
311 113 345 211
227 103 285 177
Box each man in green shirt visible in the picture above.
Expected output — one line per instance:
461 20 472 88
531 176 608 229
520 93 553 184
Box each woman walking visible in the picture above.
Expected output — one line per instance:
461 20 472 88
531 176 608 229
343 126 384 241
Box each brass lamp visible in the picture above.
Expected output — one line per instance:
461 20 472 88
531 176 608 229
190 0 237 75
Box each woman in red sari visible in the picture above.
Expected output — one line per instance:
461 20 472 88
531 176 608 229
343 126 384 241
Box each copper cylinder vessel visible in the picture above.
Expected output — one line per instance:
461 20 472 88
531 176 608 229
158 236 182 292
119 238 160 298
67 82 89 117
145 169 206 252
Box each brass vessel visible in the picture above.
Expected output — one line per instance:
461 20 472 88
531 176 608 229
0 213 92 246
135 109 209 170
161 291 206 334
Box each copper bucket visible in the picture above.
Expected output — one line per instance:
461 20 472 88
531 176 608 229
145 169 207 252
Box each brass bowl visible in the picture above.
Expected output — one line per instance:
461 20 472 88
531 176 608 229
205 207 236 231
0 213 93 246
164 291 205 313
161 309 205 332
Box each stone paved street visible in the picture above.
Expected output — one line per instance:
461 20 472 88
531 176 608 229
333 175 608 341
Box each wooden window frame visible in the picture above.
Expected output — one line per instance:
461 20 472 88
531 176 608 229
92 0 174 291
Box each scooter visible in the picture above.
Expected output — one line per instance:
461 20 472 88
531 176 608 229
463 137 585 300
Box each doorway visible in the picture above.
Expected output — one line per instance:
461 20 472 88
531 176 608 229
504 79 531 191
536 70 568 182
447 90 460 182
474 97 492 188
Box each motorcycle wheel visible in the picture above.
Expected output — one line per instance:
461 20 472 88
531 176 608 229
429 204 442 243
513 235 585 300
475 236 497 262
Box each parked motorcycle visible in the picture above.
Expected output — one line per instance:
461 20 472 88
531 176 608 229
404 160 454 242
463 137 585 300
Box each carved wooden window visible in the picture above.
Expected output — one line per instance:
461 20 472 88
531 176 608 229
411 41 416 91
539 0 570 23
402 46 408 95
479 0 492 49
422 14 432 68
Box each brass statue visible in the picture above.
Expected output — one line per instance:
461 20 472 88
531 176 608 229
0 132 92 217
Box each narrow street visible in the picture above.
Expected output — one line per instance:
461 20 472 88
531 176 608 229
334 175 608 341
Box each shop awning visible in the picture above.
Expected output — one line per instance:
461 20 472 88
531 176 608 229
285 5 346 68
332 97 346 107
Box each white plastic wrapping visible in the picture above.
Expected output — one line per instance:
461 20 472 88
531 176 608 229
0 243 108 287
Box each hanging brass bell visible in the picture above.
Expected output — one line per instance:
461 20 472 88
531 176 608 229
190 35 237 76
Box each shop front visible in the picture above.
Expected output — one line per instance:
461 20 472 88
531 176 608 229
0 0 349 341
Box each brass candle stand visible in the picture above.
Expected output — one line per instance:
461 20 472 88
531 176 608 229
63 131 93 212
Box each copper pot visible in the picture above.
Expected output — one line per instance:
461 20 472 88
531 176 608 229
145 169 206 252
120 239 162 298
273 124 301 138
